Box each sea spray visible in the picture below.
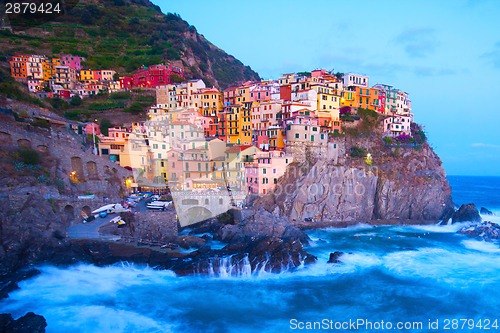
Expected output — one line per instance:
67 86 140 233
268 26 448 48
2 224 500 333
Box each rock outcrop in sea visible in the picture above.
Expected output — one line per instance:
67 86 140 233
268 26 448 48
452 203 482 223
458 221 500 241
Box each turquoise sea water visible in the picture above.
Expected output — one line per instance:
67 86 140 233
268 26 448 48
1 176 499 333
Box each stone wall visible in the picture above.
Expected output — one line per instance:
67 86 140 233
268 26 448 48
0 119 132 202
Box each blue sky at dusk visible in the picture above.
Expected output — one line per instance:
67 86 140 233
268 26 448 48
155 0 500 176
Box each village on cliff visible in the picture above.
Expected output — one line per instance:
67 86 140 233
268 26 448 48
9 55 414 197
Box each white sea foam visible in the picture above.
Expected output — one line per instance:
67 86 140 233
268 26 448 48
383 247 500 286
407 222 469 233
43 305 170 333
462 239 500 253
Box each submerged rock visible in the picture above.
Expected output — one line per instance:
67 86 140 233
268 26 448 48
480 207 494 216
0 312 47 333
327 251 344 263
458 221 500 241
452 203 481 223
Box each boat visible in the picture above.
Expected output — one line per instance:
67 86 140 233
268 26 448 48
91 204 116 215
110 216 126 226
146 199 172 210
92 203 131 215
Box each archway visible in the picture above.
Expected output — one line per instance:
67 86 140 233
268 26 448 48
63 205 75 224
71 156 85 181
36 145 49 153
184 206 213 222
81 205 92 218
0 131 12 145
17 138 31 148
86 161 99 180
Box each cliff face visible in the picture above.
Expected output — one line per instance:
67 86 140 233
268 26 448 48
258 139 453 224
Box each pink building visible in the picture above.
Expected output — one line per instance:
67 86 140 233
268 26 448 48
60 55 85 71
245 150 293 195
85 122 101 136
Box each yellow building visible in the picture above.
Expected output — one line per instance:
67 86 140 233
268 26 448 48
198 88 223 117
340 89 360 108
235 86 250 104
80 69 94 82
237 102 253 145
42 58 60 81
225 105 240 144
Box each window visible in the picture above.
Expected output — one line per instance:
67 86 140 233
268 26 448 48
295 133 299 139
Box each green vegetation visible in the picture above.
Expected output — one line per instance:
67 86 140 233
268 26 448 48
0 67 46 107
357 108 380 135
87 101 126 111
17 148 41 165
350 146 367 158
100 118 112 136
109 91 131 100
0 2 260 90
69 95 82 107
383 137 393 145
125 101 145 114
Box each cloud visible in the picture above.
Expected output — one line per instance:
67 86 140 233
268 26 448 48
470 143 500 149
412 66 457 77
481 41 500 69
395 28 438 58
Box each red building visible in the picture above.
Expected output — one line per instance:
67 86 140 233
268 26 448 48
122 64 184 90
59 90 71 99
377 89 386 113
279 85 292 101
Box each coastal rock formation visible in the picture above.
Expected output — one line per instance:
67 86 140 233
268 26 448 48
480 207 494 216
327 251 344 264
0 190 70 279
458 221 500 241
258 141 453 225
452 203 482 223
0 312 47 333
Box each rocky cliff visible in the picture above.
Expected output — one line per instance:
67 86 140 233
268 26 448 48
257 135 454 225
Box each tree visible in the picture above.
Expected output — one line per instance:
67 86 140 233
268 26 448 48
100 118 112 136
70 95 82 107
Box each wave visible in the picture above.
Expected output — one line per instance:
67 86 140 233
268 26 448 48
461 239 500 253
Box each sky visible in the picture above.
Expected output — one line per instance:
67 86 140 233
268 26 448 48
155 0 500 176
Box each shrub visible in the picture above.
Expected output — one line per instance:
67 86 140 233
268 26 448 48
18 148 41 165
350 146 367 158
383 137 393 145
340 106 351 115
414 130 427 144
395 133 412 143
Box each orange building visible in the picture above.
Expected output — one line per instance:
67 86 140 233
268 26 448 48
10 55 29 79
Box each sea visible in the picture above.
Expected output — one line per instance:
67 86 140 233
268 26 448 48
1 176 500 333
